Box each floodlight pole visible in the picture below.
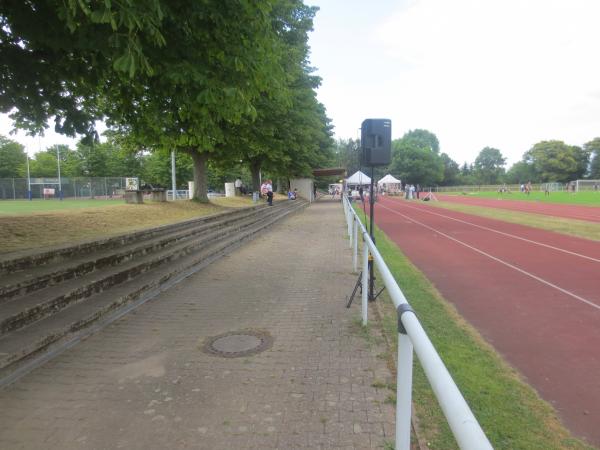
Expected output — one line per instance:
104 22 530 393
56 145 63 200
26 155 32 200
171 150 177 200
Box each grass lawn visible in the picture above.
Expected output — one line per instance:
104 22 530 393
0 197 258 255
429 201 600 241
0 199 124 215
443 190 600 206
351 204 594 449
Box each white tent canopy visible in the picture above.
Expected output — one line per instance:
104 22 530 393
345 170 371 186
377 174 401 186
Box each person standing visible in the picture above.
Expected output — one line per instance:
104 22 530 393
234 178 242 196
266 179 274 206
260 180 268 199
416 184 421 199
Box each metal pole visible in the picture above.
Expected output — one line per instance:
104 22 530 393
26 156 32 200
361 239 369 326
171 150 177 200
56 145 63 200
353 217 358 272
12 178 15 200
396 332 414 450
369 166 375 301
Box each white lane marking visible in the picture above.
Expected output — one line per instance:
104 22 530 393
438 197 600 223
378 203 600 311
383 198 600 264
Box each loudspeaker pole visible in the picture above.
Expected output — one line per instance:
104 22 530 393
369 166 375 302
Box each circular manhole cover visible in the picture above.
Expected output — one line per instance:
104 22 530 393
202 329 273 358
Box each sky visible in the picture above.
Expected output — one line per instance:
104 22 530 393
307 0 600 165
2 0 599 166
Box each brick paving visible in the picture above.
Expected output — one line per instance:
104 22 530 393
0 200 396 449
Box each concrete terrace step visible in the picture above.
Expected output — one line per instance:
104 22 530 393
0 204 271 301
0 200 302 335
0 199 307 378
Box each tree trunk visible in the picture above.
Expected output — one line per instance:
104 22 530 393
250 160 261 193
189 150 209 203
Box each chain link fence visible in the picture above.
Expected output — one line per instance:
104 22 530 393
0 177 128 200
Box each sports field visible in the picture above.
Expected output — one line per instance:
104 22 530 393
443 190 600 205
0 199 123 215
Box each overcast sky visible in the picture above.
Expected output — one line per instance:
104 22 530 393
307 0 600 165
2 0 599 166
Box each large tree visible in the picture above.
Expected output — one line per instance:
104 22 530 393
0 0 166 136
584 138 600 179
0 135 27 177
524 140 590 182
389 131 444 186
208 1 333 192
402 129 440 154
505 161 536 184
440 153 460 185
473 147 506 184
102 1 289 201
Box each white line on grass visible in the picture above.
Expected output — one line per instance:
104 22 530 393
378 203 600 311
383 198 600 264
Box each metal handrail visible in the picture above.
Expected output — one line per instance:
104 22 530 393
342 195 493 450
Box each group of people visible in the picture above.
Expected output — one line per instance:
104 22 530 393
403 183 420 200
519 182 533 195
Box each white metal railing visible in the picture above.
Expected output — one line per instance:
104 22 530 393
342 195 493 450
167 189 190 200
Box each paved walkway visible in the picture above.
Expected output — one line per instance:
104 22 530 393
0 200 395 449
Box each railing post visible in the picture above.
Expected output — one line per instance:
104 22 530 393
352 217 358 272
361 238 369 326
349 215 354 249
396 304 415 450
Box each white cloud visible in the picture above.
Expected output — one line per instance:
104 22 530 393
310 0 600 165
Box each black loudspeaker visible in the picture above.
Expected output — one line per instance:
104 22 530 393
361 118 391 166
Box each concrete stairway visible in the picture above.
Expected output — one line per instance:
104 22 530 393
0 200 308 381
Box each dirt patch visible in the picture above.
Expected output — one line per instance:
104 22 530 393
0 200 245 255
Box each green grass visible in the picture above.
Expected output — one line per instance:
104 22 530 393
0 199 123 215
351 204 594 449
443 190 600 206
429 201 600 241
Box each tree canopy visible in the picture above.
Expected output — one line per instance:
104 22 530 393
1 1 334 200
473 147 506 184
0 135 26 177
584 138 600 179
389 131 444 186
524 140 590 182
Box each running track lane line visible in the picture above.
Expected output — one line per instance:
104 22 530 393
383 198 600 264
378 203 600 311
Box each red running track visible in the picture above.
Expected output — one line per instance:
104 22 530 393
374 196 600 446
437 194 600 223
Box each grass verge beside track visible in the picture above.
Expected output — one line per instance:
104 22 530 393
443 191 600 206
429 201 600 241
352 205 594 449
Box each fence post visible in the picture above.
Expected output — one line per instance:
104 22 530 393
361 239 369 326
396 305 415 450
352 217 358 272
349 217 353 248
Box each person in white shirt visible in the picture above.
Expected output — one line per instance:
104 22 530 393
266 179 273 206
